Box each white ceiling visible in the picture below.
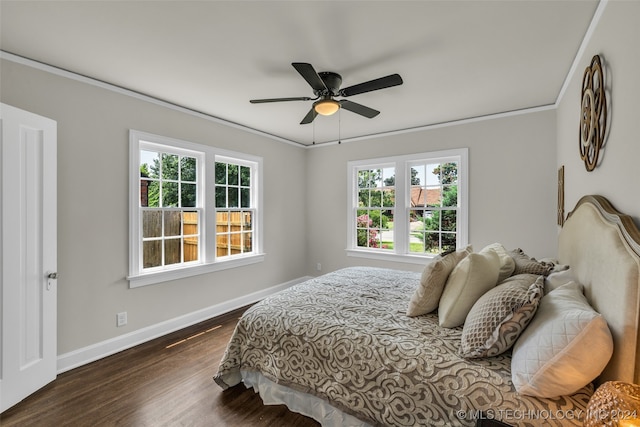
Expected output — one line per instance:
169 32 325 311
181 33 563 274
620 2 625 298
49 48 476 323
1 1 600 146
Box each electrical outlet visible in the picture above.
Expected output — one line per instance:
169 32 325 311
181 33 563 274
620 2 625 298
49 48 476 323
116 312 127 327
316 263 322 271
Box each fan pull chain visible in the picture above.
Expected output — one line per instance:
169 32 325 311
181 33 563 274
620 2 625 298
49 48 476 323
338 108 342 144
312 117 316 145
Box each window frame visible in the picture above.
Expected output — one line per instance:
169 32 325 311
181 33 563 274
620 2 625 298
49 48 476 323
128 130 264 288
346 148 468 264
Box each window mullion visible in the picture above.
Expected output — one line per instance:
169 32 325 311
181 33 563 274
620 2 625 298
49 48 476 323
394 161 409 255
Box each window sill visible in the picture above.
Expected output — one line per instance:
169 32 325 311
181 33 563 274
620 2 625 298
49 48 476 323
346 249 435 265
127 253 265 288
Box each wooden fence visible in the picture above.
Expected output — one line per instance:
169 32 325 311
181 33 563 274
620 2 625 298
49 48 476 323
216 211 252 257
143 210 251 268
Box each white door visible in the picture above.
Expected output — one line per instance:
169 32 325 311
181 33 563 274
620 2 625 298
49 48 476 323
0 103 57 413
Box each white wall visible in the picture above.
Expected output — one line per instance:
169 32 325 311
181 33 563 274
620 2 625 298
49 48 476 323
0 59 309 356
306 109 559 275
557 0 640 223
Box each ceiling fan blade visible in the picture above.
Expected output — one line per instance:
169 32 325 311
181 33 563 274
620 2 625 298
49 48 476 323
340 74 403 97
339 100 380 118
292 62 327 92
250 96 313 103
300 107 318 125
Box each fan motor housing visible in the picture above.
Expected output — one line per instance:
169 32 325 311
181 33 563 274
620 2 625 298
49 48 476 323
317 72 342 95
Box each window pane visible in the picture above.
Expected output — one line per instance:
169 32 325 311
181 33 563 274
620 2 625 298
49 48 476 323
382 188 394 207
164 211 181 236
375 169 383 187
442 210 457 231
426 163 441 185
369 210 382 228
424 232 440 254
242 211 252 229
411 165 424 186
215 162 227 184
217 211 229 232
143 240 162 268
183 211 198 235
358 190 369 207
164 238 181 265
228 164 238 185
163 182 179 207
240 166 251 186
426 187 441 207
442 233 456 253
181 156 196 182
370 190 382 207
183 237 198 262
181 183 196 207
440 162 458 185
140 179 151 207
143 211 162 238
215 186 226 208
242 232 252 252
140 150 160 179
162 153 179 180
358 170 369 188
147 181 160 207
411 186 425 207
228 187 239 208
442 185 458 207
241 188 250 208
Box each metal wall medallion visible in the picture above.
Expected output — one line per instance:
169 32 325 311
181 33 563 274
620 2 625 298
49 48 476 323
579 54 607 171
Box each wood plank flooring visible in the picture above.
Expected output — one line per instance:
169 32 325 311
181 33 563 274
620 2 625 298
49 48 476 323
0 306 320 427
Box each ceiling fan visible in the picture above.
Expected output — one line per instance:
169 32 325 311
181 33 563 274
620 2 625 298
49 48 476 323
250 62 403 124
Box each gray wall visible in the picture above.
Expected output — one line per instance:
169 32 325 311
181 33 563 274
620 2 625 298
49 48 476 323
557 0 640 224
306 110 558 275
1 59 308 355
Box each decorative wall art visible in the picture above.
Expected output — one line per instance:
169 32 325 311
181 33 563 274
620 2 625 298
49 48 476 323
558 165 565 226
579 54 607 171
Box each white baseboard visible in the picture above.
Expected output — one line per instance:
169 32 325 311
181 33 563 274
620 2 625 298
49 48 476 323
57 276 313 374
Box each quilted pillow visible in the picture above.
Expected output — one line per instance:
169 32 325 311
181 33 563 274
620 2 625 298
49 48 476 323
438 249 500 328
407 245 473 317
511 281 613 398
509 248 555 276
459 274 543 358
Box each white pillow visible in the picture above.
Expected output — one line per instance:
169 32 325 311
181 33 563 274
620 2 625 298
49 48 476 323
480 243 515 283
544 267 576 293
407 245 473 317
511 281 613 398
438 250 500 328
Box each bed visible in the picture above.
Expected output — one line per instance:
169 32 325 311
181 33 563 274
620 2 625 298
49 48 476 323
215 195 640 427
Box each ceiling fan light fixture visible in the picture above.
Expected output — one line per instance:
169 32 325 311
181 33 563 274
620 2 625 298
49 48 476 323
313 99 340 116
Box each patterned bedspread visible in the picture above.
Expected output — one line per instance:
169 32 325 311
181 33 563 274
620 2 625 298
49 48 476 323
215 267 592 427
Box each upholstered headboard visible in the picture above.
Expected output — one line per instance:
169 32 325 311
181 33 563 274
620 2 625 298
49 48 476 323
558 195 640 385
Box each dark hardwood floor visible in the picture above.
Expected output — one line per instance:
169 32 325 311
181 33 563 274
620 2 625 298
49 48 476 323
1 306 320 427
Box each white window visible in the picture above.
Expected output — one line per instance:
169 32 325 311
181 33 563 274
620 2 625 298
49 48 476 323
129 130 263 287
347 148 468 264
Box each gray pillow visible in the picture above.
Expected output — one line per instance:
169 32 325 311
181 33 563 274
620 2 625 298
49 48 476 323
509 248 554 276
459 274 544 358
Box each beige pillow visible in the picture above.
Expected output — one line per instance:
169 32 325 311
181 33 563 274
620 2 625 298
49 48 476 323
407 245 473 317
459 274 543 358
511 281 613 398
438 250 501 328
480 243 515 283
